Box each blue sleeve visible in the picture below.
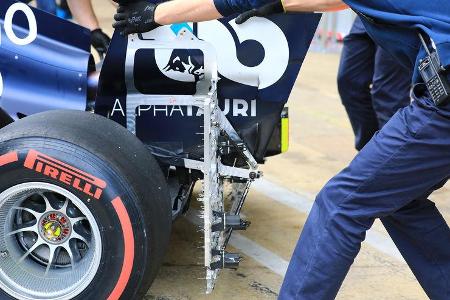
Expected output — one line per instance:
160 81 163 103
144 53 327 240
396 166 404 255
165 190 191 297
213 0 275 17
342 0 450 79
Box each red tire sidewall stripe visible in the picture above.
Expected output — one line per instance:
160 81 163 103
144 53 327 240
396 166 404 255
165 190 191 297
108 196 135 300
0 151 18 166
3 149 136 299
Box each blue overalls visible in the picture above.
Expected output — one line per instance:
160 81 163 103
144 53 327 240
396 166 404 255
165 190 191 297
213 0 450 299
337 16 412 150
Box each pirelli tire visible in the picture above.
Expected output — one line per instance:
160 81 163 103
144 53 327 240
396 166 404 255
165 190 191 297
0 110 172 300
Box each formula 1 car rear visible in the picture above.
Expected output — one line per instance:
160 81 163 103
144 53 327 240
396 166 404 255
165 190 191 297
0 1 320 298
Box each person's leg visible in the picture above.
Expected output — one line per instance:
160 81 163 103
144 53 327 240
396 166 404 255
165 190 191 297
381 192 450 299
36 0 57 15
337 17 378 151
279 92 450 299
371 46 412 127
369 46 450 298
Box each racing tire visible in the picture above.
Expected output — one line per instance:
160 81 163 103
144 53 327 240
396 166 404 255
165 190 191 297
0 110 172 300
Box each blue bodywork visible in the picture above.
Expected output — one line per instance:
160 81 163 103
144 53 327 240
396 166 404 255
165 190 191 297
0 0 321 162
0 0 91 120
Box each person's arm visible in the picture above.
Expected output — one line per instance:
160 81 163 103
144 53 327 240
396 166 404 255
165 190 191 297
155 0 221 25
282 0 346 12
67 0 100 31
67 0 111 57
154 0 346 25
114 0 347 35
233 0 347 23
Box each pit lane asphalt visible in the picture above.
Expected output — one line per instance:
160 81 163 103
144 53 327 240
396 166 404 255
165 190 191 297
88 2 448 298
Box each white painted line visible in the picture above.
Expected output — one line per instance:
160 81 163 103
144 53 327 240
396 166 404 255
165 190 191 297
183 178 405 279
365 225 404 261
252 179 314 213
185 210 289 276
229 233 288 276
253 179 405 262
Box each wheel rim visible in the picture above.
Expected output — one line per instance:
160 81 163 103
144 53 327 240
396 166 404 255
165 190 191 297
0 182 102 300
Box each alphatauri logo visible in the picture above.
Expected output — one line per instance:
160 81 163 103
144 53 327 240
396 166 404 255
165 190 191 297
24 150 106 199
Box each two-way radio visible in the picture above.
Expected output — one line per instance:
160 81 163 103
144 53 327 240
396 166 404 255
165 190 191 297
418 33 450 106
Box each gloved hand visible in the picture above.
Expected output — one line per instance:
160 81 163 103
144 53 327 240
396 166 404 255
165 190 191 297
235 1 285 24
112 1 160 35
91 29 111 58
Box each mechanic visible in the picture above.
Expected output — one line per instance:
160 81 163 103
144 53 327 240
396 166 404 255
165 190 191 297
25 0 111 57
113 0 450 299
338 16 412 151
66 0 111 57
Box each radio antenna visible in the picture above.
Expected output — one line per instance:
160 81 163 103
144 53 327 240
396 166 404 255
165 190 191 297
419 32 432 56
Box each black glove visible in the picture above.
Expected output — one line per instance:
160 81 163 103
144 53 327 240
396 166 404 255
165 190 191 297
113 1 160 35
235 1 285 24
91 29 111 57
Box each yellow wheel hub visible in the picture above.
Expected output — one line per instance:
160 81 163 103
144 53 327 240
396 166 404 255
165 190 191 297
39 211 72 244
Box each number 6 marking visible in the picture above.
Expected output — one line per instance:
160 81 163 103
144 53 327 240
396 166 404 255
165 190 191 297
198 18 289 89
4 3 37 46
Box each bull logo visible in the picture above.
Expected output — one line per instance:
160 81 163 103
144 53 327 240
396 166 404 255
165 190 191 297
162 49 205 82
